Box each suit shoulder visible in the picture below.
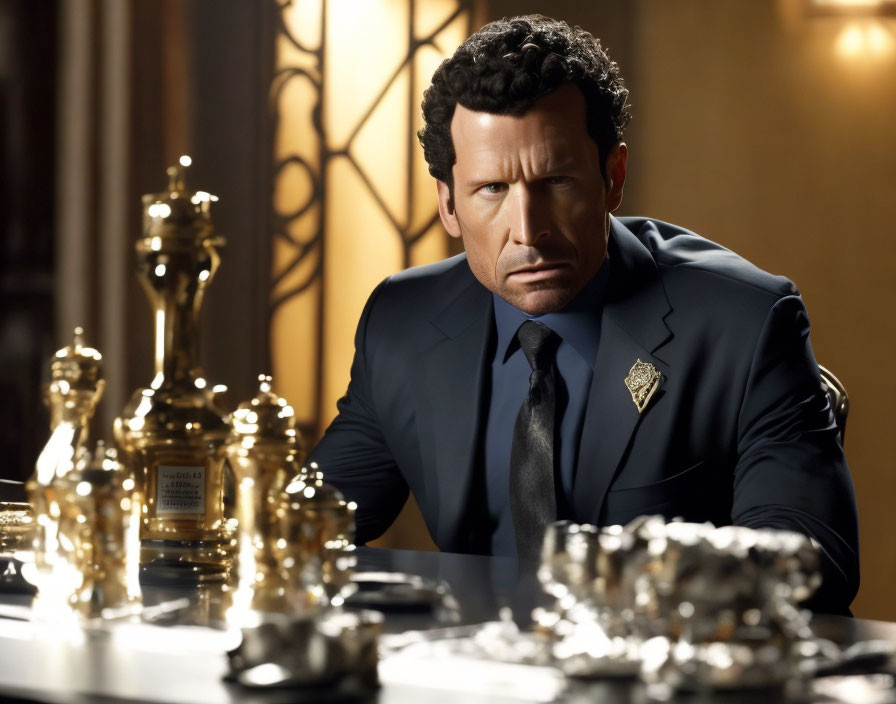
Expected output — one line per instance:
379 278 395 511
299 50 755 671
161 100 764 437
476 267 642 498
387 252 470 288
363 253 475 327
619 216 798 301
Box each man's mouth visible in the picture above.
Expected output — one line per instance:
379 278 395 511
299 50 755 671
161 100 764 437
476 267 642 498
508 262 571 283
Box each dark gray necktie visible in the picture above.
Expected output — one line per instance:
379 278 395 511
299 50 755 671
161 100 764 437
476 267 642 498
509 319 560 561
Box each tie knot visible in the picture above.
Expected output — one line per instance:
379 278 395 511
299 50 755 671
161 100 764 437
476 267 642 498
516 320 560 371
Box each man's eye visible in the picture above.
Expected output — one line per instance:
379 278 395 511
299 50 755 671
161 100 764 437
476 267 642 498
480 183 506 194
546 176 571 186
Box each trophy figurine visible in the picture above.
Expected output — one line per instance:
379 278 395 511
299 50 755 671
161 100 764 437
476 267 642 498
114 157 230 582
25 328 104 586
224 375 305 619
53 442 142 618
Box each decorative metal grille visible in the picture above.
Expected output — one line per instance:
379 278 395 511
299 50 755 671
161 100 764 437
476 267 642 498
270 0 472 440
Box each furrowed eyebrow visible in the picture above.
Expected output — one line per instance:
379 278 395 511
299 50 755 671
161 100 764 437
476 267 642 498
543 156 579 172
464 177 503 189
460 154 583 189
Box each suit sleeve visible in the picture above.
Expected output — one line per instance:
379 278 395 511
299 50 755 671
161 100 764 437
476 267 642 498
307 278 409 545
731 295 859 615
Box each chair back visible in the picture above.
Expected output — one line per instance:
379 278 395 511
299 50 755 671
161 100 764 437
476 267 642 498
819 365 848 444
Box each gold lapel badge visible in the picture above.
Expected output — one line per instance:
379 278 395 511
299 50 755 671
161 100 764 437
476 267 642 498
625 359 662 414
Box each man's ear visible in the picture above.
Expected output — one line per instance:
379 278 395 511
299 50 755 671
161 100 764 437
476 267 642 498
605 142 628 212
437 180 462 239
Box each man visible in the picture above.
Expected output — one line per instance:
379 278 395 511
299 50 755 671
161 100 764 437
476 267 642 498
308 15 858 614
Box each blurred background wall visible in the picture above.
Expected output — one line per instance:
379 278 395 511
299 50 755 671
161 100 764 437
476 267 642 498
1 0 893 619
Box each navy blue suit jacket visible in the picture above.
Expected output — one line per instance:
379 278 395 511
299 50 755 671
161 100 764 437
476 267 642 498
309 216 859 614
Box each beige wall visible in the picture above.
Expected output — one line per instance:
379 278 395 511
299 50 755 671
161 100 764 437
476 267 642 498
623 0 895 622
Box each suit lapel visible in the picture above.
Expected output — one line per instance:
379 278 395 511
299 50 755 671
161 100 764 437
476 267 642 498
572 218 674 524
416 270 493 549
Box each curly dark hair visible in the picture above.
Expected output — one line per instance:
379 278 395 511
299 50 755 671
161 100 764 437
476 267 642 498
418 15 631 187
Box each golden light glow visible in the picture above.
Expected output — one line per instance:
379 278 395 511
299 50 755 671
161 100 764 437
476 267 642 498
809 0 893 12
154 309 165 373
815 0 882 7
35 424 76 485
147 203 171 219
837 20 895 56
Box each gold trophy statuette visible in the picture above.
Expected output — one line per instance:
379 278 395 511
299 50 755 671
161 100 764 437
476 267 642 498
25 328 104 580
225 375 305 619
114 157 230 583
53 442 142 618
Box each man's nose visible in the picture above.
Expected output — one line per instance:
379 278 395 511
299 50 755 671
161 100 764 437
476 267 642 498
510 187 549 246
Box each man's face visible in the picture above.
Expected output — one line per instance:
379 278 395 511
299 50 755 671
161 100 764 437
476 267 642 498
437 85 627 315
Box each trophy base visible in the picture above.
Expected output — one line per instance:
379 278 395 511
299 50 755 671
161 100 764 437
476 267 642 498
139 539 230 586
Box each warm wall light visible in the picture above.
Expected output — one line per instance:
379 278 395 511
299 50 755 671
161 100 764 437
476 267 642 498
807 0 896 16
270 0 472 439
802 0 896 59
836 20 895 55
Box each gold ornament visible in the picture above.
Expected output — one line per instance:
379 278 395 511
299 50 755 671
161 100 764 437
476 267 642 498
624 359 662 414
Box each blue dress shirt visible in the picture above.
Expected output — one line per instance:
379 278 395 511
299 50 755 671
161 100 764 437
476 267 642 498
483 259 609 557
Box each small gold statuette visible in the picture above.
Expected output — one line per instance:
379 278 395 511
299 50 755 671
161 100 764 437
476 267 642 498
225 374 305 619
26 328 104 586
52 442 142 619
624 359 661 414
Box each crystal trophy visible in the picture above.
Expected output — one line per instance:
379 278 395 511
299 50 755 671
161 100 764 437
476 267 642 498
114 158 230 582
278 462 356 608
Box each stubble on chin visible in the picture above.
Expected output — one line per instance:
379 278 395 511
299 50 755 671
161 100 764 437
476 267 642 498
499 282 576 316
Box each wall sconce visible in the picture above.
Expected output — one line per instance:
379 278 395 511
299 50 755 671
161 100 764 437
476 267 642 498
806 0 896 16
835 20 894 55
805 0 896 58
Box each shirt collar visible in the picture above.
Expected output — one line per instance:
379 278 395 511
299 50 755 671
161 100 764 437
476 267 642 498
493 256 609 370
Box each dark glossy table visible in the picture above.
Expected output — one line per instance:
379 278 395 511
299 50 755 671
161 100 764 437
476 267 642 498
0 548 893 704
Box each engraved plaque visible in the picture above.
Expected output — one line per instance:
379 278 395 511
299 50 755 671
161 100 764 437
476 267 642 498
156 465 206 516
